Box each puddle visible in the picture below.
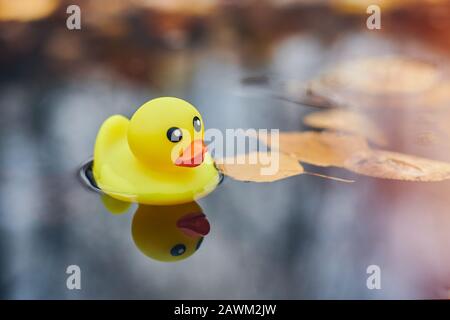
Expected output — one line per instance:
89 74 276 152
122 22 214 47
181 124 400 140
78 158 102 193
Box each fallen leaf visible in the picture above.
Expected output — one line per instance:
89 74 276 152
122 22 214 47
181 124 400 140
304 56 446 110
303 109 387 145
256 130 450 182
217 151 304 182
258 131 370 167
302 171 354 183
314 56 439 95
344 150 450 181
424 81 450 108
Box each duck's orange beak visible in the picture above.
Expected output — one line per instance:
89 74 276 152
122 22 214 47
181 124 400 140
175 139 206 167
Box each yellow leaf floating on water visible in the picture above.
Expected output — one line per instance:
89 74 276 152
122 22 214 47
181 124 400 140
303 109 387 146
256 131 450 182
259 131 370 167
217 152 304 182
344 150 450 182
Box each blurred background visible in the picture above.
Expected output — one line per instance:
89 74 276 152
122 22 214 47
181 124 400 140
1 0 450 299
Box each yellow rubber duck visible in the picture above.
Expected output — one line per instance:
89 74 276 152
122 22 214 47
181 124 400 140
132 202 209 262
93 97 221 205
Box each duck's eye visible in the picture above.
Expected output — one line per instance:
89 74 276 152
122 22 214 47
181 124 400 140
167 127 183 143
193 116 201 132
170 244 186 256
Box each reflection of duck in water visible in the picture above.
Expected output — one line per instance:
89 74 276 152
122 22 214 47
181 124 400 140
132 201 210 262
80 163 211 262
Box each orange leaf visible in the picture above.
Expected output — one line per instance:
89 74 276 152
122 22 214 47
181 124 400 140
303 109 387 146
344 150 450 182
259 131 370 167
217 152 304 182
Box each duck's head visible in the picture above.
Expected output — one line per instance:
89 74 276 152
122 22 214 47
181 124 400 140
128 97 207 171
131 201 209 262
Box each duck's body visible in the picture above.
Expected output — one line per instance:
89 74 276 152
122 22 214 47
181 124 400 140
93 98 220 205
132 202 209 262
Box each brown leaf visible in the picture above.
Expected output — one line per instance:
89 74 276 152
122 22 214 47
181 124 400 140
303 109 387 146
306 56 445 110
423 81 450 108
314 56 439 95
258 131 370 167
257 130 450 182
344 150 450 182
217 151 304 182
302 171 354 183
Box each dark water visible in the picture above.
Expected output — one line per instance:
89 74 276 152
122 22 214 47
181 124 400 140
1 10 449 299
